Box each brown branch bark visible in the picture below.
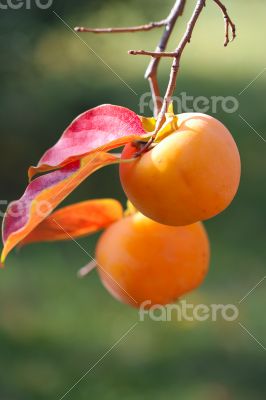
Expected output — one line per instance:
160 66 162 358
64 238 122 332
153 0 206 133
129 50 183 57
74 21 167 34
144 0 186 116
213 0 236 46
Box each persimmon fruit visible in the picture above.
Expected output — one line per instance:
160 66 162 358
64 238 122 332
120 113 241 226
96 211 210 308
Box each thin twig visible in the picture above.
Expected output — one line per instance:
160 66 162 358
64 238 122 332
75 0 236 131
78 260 97 278
144 0 186 116
129 50 181 58
74 21 167 34
154 0 206 133
75 0 186 117
213 0 236 46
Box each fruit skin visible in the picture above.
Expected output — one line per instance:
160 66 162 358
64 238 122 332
120 113 241 226
96 212 210 308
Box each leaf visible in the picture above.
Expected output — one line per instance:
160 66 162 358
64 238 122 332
140 104 179 142
140 115 156 133
29 104 148 179
155 111 178 142
1 152 120 264
20 199 123 245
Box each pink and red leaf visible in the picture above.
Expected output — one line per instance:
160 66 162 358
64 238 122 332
29 104 147 179
1 104 150 265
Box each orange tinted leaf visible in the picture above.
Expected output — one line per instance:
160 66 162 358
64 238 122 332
21 199 123 245
1 152 120 264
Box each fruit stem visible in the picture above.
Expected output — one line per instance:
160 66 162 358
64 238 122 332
78 260 97 278
124 201 138 217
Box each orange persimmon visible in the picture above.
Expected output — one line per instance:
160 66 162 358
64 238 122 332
96 211 210 308
120 113 241 226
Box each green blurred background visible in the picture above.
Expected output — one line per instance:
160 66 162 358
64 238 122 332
0 0 265 399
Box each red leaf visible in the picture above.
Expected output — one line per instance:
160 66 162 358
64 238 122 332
29 104 147 179
20 199 123 245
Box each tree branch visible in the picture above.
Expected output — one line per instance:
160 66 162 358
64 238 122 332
129 50 182 57
153 0 206 133
74 20 167 34
75 0 236 132
75 0 186 117
144 0 186 116
213 0 236 47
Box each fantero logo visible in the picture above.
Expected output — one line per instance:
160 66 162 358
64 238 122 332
139 300 240 323
0 0 53 9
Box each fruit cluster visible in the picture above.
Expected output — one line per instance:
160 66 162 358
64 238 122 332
97 113 240 307
1 106 241 309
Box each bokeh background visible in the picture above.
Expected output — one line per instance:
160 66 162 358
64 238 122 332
0 0 265 399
